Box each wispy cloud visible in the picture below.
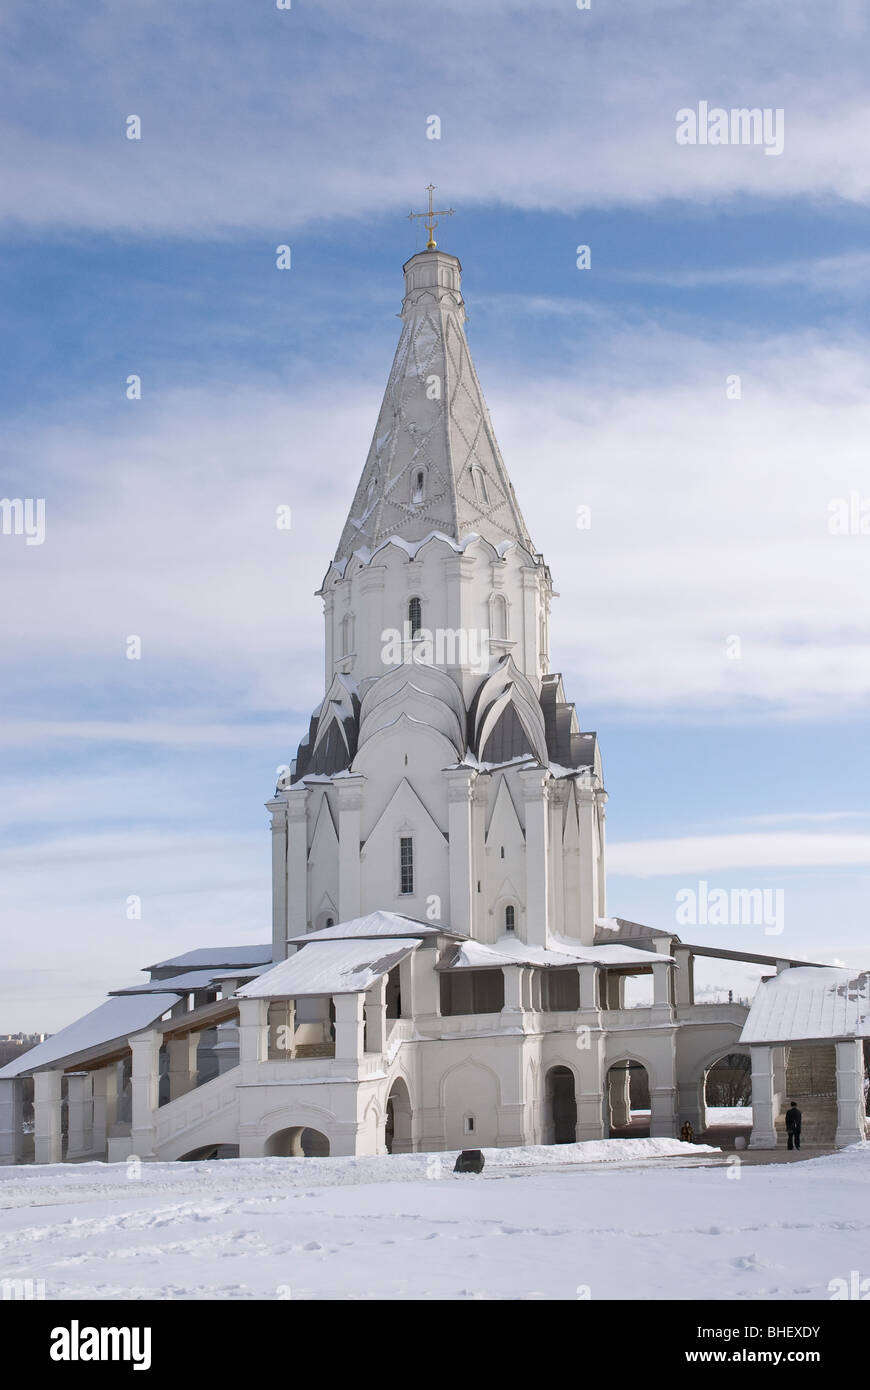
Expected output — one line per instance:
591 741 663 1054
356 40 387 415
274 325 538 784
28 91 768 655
608 832 870 876
2 0 870 238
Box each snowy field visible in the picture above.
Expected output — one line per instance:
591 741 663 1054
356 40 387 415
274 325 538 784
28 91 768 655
0 1140 867 1301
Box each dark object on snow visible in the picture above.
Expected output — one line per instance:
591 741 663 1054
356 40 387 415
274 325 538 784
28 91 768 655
680 1122 695 1144
785 1101 802 1150
454 1149 485 1173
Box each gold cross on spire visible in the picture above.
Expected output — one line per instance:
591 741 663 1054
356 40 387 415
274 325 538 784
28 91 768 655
408 184 454 251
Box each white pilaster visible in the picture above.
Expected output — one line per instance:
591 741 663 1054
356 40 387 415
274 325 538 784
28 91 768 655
286 785 309 942
337 775 365 921
446 768 475 935
575 783 594 945
520 767 550 946
267 795 288 962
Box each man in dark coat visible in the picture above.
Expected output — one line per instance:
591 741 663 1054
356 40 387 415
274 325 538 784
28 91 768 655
785 1101 802 1150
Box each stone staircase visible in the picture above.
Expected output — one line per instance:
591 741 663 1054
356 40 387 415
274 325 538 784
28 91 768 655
775 1044 838 1145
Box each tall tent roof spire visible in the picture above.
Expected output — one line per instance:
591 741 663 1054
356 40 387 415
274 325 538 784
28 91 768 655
335 247 534 563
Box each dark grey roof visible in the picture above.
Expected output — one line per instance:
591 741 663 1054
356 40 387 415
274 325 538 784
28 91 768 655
594 918 676 950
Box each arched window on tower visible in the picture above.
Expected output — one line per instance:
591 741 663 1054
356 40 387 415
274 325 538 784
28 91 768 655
408 596 422 638
411 468 425 504
505 905 516 933
340 612 354 657
491 592 508 641
472 466 490 505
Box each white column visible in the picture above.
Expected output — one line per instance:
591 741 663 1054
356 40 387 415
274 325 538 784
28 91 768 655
364 978 387 1054
286 785 309 940
168 1034 199 1099
749 1044 777 1148
575 1032 607 1141
129 1029 161 1160
334 993 365 1062
576 780 598 945
337 775 365 921
446 769 475 935
0 1078 24 1164
409 944 440 1018
268 795 288 961
33 1070 63 1164
578 963 600 1013
92 1065 118 1154
649 1086 678 1138
651 960 674 1015
609 1066 631 1128
678 1079 704 1135
520 768 550 946
673 947 695 1007
238 998 269 1064
66 1073 92 1158
500 964 526 1022
834 1038 866 1148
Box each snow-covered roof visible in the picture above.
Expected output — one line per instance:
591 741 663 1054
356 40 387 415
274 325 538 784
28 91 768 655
111 965 272 996
287 910 457 945
0 994 182 1078
236 938 422 998
740 966 870 1044
440 935 672 970
147 944 272 972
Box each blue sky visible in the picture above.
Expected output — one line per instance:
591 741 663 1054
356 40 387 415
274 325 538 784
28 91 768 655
2 0 869 1028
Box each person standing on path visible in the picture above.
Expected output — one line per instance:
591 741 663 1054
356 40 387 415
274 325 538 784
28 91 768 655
785 1101 802 1150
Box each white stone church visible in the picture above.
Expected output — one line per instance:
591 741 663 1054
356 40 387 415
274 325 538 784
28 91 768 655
2 240 867 1165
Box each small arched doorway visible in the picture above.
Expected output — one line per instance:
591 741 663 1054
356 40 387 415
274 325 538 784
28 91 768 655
545 1066 577 1144
385 1077 413 1154
264 1126 330 1157
606 1060 650 1138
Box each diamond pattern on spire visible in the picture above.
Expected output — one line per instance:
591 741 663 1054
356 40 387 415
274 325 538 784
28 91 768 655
336 253 533 561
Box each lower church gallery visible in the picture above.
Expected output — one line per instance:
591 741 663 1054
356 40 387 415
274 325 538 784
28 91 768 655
2 243 867 1165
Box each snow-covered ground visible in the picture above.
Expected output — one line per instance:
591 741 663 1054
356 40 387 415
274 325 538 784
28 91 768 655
1 1140 867 1301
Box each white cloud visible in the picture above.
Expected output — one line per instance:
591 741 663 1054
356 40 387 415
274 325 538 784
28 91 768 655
608 832 870 876
2 0 870 236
